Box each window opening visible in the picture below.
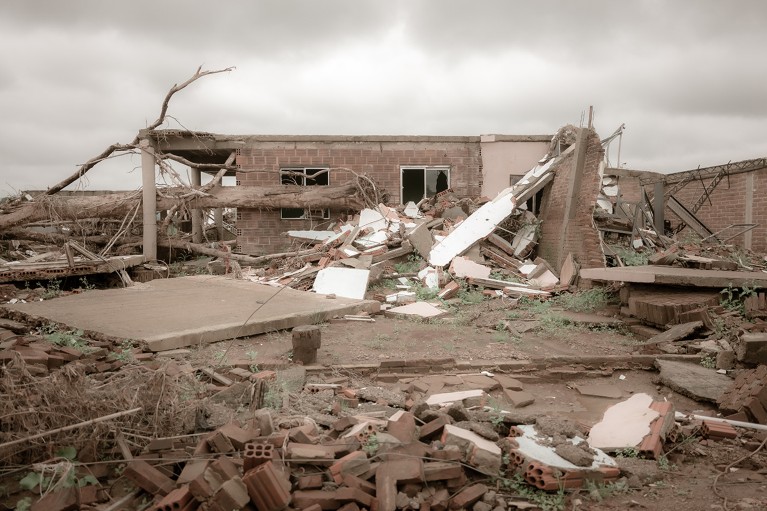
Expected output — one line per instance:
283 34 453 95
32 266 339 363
400 166 450 204
280 167 330 219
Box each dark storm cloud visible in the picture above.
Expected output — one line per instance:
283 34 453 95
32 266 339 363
2 0 767 193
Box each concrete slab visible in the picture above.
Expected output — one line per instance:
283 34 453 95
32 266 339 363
3 276 379 352
655 359 732 403
581 265 767 288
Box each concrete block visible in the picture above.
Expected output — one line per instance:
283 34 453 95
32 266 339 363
298 473 324 490
736 333 767 364
387 411 417 443
745 397 767 424
211 477 250 511
244 442 275 472
292 490 342 510
154 486 193 511
503 389 535 408
419 416 449 441
376 459 424 511
441 425 502 472
449 484 488 509
243 461 291 511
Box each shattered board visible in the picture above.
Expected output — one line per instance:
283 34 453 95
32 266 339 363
515 425 616 470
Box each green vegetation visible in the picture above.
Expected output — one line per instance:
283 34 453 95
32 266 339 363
457 285 485 304
615 446 640 458
583 479 630 502
554 287 614 313
41 324 91 352
109 339 136 362
393 254 424 274
700 355 716 369
362 434 380 455
39 279 62 300
497 475 566 511
720 283 758 316
614 248 649 267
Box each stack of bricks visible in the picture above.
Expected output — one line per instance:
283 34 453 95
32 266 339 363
625 287 720 327
717 364 767 424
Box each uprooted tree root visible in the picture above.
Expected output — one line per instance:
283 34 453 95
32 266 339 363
0 356 203 467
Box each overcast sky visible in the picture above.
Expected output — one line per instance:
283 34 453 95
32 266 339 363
1 0 765 195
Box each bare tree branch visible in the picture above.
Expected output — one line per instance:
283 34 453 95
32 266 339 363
145 66 235 132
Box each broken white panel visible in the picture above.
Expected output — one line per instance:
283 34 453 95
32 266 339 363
397 277 411 286
322 230 347 246
602 176 617 186
359 208 388 231
632 238 644 249
518 264 537 276
386 301 448 319
426 390 485 406
449 256 492 279
511 224 538 258
313 267 370 300
287 230 336 242
417 267 440 290
515 425 616 471
528 270 559 288
587 393 660 451
385 291 416 303
342 247 361 257
596 195 613 214
403 201 421 218
355 230 389 248
602 184 619 197
378 203 401 222
429 189 518 267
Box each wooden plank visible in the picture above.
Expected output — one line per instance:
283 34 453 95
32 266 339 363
371 241 412 264
581 265 767 288
485 234 517 257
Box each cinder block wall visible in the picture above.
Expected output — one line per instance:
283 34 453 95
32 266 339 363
655 170 767 252
235 139 481 255
537 129 605 271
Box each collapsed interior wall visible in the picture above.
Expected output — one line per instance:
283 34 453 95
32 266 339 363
235 138 482 255
649 167 767 252
537 128 605 271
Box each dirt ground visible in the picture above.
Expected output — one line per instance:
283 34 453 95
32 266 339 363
190 299 640 368
180 299 767 511
3 291 767 510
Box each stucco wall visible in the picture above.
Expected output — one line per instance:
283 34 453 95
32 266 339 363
480 137 550 197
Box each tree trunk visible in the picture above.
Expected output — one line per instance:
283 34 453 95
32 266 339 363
0 183 362 231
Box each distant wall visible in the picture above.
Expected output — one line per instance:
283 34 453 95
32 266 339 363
537 129 605 271
235 138 480 254
480 136 550 197
656 168 767 252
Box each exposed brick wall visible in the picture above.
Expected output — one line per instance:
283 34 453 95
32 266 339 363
235 139 481 254
653 170 767 252
537 129 605 271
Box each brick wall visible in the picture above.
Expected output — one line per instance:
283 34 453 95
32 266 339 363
235 139 481 254
537 129 605 271
655 169 767 252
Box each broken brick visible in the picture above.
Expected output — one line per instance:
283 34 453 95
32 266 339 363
123 459 175 496
449 483 488 509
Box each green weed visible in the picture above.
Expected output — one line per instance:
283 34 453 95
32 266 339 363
39 279 62 299
78 277 96 291
614 248 649 267
700 355 716 369
498 474 566 511
457 287 485 305
394 254 424 274
42 326 91 352
362 434 380 455
554 288 614 313
720 283 758 316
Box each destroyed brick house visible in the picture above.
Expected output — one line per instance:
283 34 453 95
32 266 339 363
6 110 767 510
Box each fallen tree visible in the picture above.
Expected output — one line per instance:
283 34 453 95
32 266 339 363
0 182 364 231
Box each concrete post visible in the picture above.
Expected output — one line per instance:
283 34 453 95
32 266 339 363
745 172 754 250
214 208 224 241
653 181 665 235
191 169 203 243
140 139 157 261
